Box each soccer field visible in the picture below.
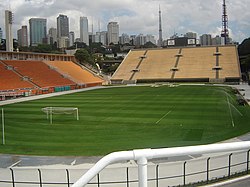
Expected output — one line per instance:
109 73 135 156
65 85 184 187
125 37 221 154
0 85 249 156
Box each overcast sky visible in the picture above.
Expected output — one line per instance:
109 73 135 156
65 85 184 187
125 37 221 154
0 0 249 43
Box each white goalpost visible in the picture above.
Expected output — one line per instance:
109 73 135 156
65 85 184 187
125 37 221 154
1 108 5 145
41 107 79 124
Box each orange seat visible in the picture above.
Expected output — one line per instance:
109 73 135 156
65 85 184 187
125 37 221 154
3 60 75 88
0 63 34 91
45 61 103 85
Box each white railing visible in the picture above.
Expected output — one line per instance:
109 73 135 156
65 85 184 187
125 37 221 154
72 141 250 187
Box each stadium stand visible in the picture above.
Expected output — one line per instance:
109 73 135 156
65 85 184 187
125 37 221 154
0 51 104 100
218 46 242 82
111 50 147 84
170 48 182 79
111 45 241 83
2 60 75 88
44 61 103 86
0 61 34 91
174 47 215 80
134 48 179 81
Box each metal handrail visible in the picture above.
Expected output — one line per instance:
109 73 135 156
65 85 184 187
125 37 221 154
72 141 250 187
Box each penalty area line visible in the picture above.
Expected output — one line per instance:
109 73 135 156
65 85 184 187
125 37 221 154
155 110 172 125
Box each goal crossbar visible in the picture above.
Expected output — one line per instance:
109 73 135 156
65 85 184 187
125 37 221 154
41 107 79 124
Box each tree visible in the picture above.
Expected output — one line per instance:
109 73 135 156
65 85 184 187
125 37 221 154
33 44 53 53
108 43 121 57
143 41 157 48
238 38 250 76
238 38 250 56
102 63 120 74
74 49 92 65
89 42 105 53
242 55 250 73
19 46 30 52
74 42 87 49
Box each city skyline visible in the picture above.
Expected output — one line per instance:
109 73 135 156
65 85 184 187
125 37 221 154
0 0 249 43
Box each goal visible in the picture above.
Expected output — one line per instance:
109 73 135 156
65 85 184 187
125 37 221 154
41 107 79 124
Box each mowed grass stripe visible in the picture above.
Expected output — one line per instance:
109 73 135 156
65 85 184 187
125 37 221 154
0 85 249 156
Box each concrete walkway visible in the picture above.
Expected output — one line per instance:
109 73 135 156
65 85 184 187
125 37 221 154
231 82 250 103
203 174 250 187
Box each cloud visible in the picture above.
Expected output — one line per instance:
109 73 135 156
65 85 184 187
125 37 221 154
0 0 249 43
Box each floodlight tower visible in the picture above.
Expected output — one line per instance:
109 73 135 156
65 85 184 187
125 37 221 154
221 0 229 45
5 10 14 52
158 5 163 47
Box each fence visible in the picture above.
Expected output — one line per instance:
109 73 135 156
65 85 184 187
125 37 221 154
0 149 249 187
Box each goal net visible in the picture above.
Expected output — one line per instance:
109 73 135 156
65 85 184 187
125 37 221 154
41 107 79 124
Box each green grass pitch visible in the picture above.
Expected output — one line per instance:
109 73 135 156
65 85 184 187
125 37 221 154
0 85 250 156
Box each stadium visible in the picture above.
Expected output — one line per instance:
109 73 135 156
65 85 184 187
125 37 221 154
0 44 250 187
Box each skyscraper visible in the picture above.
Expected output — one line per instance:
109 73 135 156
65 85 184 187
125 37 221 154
80 17 89 45
29 18 47 46
48 27 57 45
212 35 223 45
93 32 100 43
119 33 130 45
200 34 212 46
107 22 119 45
69 31 75 47
5 10 13 52
57 14 69 38
17 26 28 47
58 37 69 49
100 31 108 45
135 34 145 46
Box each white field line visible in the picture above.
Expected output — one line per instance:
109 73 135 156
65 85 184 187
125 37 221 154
218 89 235 100
155 110 172 125
227 95 234 127
229 103 244 116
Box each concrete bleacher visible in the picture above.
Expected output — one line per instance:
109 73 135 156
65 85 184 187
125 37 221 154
111 45 241 83
174 47 215 80
111 50 147 82
3 60 75 88
0 62 34 91
44 61 103 85
218 46 241 81
134 48 179 80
